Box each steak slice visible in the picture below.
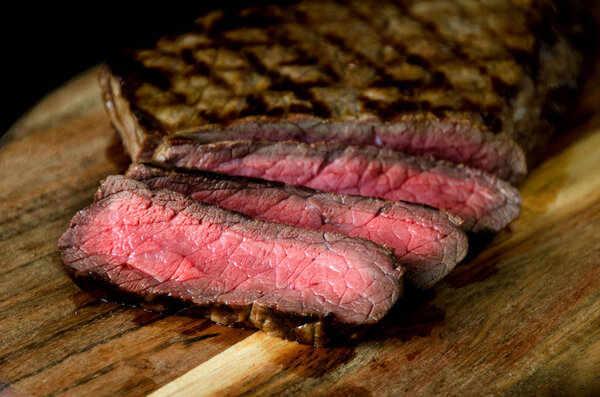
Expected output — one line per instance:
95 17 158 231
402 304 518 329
126 163 468 289
100 0 582 183
154 139 521 233
59 175 403 346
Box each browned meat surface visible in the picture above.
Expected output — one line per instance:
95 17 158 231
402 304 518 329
100 0 582 183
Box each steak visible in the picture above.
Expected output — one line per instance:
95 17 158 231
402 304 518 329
100 0 582 183
154 138 521 233
59 175 403 346
126 163 468 289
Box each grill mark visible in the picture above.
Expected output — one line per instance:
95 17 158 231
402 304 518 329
108 0 572 144
180 49 209 75
309 101 333 119
490 75 519 101
188 48 236 92
333 1 506 119
179 46 246 125
203 6 289 42
239 22 335 118
278 28 345 86
320 33 386 81
238 93 274 118
364 1 524 120
361 99 423 119
394 1 468 60
370 78 426 90
327 1 411 79
128 64 172 93
405 54 430 68
398 0 541 83
241 50 317 117
474 2 544 78
482 112 504 134
128 105 166 134
343 1 421 70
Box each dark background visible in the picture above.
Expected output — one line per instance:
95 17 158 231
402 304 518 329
1 3 251 136
3 3 597 137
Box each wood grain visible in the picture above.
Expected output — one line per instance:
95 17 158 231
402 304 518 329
0 66 599 396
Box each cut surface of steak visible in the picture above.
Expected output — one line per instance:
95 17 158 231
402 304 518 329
126 163 468 289
59 176 403 346
100 0 581 182
154 139 521 233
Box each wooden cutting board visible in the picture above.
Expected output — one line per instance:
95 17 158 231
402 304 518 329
1 66 599 397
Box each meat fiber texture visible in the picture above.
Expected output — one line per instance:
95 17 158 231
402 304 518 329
126 163 468 289
154 139 521 233
58 176 403 346
100 0 582 184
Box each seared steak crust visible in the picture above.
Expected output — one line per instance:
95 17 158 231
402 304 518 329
101 0 581 182
59 176 403 346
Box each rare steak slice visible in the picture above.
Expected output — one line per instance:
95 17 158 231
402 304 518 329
58 175 403 346
154 139 521 233
126 163 468 289
100 0 582 183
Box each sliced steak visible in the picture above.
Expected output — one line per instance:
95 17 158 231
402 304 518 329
154 139 521 233
126 163 468 289
100 0 582 183
59 175 403 346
